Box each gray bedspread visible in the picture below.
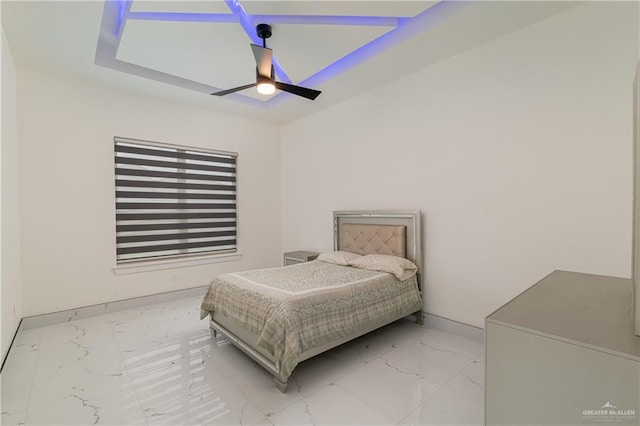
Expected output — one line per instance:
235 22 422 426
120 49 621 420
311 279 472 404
200 260 422 379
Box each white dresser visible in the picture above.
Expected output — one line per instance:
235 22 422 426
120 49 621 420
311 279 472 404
486 270 639 425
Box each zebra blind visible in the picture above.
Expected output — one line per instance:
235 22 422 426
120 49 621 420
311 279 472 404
115 137 237 262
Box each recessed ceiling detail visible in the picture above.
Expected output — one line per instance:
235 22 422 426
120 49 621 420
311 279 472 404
95 0 457 108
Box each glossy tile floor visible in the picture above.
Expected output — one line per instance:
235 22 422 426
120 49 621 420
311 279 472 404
1 295 484 425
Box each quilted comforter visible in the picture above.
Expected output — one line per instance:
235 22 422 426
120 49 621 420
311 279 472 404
200 260 422 379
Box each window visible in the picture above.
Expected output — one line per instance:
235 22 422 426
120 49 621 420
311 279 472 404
114 137 237 263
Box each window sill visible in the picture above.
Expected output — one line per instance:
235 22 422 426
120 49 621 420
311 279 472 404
112 252 242 275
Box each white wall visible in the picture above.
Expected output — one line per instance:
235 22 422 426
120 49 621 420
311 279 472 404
281 2 639 328
634 2 640 336
632 0 640 336
17 70 281 317
1 26 22 360
634 61 640 337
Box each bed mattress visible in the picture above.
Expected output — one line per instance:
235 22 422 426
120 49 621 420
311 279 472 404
200 260 422 379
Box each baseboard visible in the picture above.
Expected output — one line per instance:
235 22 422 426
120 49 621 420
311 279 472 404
423 312 485 342
19 285 209 331
16 287 484 344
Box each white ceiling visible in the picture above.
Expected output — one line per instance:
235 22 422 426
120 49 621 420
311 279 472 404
2 1 579 124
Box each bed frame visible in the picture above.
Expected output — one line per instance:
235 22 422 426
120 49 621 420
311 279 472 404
208 210 423 392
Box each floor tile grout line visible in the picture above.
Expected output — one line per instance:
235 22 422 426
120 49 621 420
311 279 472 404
105 307 156 424
407 332 485 362
397 354 484 424
229 366 304 418
19 345 39 424
435 346 485 401
332 380 410 425
367 355 448 422
387 333 484 424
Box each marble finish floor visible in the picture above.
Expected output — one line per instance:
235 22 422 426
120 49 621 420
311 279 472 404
1 295 484 425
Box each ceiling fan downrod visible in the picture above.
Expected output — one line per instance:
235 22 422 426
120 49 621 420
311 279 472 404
256 23 272 48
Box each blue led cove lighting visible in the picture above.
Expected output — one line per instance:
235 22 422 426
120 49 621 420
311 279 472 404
115 0 131 38
127 12 237 23
96 0 462 108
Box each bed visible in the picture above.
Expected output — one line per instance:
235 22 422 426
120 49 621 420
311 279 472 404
200 210 423 392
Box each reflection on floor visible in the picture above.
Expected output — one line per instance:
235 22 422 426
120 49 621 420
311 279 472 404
1 295 484 425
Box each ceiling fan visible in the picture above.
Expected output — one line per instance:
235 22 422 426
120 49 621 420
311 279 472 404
211 24 321 101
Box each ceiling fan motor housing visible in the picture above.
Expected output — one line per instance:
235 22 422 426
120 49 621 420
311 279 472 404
256 24 272 40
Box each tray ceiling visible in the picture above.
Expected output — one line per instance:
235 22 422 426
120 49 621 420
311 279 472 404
97 0 439 104
2 1 579 124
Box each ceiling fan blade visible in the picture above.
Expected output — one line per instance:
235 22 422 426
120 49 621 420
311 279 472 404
275 82 321 100
211 83 257 96
250 44 273 77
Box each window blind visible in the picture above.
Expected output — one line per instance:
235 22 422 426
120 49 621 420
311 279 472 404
114 137 237 262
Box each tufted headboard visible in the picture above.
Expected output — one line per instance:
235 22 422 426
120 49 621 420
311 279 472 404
333 210 422 288
340 224 406 258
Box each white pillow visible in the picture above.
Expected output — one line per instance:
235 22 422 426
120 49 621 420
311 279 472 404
317 251 361 266
349 254 418 281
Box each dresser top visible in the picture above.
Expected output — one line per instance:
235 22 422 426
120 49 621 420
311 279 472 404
487 270 640 361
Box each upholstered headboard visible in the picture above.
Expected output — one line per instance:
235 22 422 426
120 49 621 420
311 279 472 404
333 211 422 285
340 224 406 258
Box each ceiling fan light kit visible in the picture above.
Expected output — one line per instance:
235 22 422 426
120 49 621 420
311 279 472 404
211 24 322 101
257 80 276 95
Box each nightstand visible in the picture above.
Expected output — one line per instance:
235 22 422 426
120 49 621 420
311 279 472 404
283 251 319 266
